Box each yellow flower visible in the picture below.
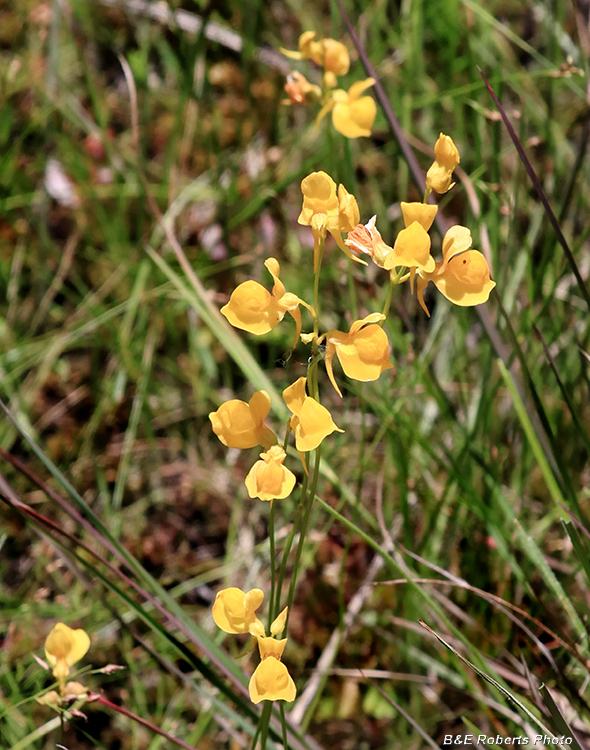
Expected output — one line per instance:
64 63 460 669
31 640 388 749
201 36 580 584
281 33 349 81
44 623 90 682
329 79 377 138
425 133 460 194
221 258 310 348
298 172 364 269
323 313 394 397
249 633 296 703
209 391 276 449
212 587 265 634
416 226 496 316
391 222 435 274
283 71 321 105
245 445 297 501
283 377 344 452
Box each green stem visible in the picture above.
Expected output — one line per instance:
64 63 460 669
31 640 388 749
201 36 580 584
284 446 322 631
312 235 325 341
268 500 276 633
380 268 407 322
275 472 308 619
258 700 272 750
279 703 289 750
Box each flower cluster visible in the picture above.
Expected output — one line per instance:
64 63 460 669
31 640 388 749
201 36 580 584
281 31 377 139
346 133 495 316
210 134 495 708
212 588 296 703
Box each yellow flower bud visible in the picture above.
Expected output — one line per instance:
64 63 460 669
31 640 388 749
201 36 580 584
209 391 275 450
212 587 265 634
270 606 289 636
425 133 460 194
244 445 297 501
44 623 90 682
433 133 460 171
324 313 394 397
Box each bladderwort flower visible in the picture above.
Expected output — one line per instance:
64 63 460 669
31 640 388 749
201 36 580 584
425 133 460 194
416 225 496 316
221 257 313 348
283 71 322 105
212 587 265 634
316 78 377 139
44 623 90 683
245 445 297 501
283 377 343 452
281 31 349 88
298 171 364 270
322 313 394 397
248 608 296 703
209 391 276 450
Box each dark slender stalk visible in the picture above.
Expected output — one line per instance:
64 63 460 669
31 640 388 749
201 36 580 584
478 67 590 312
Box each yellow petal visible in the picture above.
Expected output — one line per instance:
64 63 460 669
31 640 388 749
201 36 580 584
209 392 274 449
320 38 350 76
425 163 454 194
257 636 288 660
270 607 289 637
332 96 377 138
294 397 344 452
212 587 264 634
434 250 496 306
298 171 338 225
442 225 472 262
282 377 308 418
66 629 90 667
221 280 284 335
400 202 438 231
249 657 297 703
337 184 360 232
347 77 375 100
433 132 460 170
330 325 393 383
416 275 431 317
390 222 435 272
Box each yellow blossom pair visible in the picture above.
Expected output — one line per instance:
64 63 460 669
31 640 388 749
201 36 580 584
212 587 296 703
346 212 495 314
281 31 377 138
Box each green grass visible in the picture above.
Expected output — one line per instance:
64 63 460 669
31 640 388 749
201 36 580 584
1 0 590 747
